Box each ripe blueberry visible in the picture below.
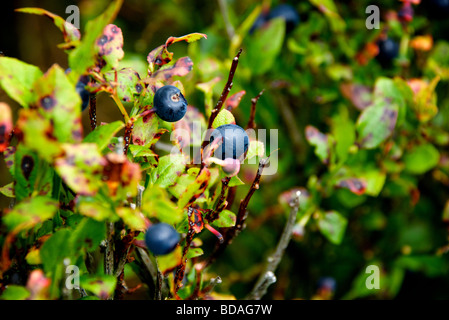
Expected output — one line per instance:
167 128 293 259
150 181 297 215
398 3 414 22
153 85 187 122
267 4 300 33
376 38 399 66
145 223 180 256
210 124 249 160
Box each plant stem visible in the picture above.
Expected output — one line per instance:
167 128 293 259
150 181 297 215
245 191 301 300
217 0 235 40
89 93 97 130
247 89 265 130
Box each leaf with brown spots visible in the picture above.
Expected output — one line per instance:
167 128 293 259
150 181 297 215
152 57 193 82
105 68 142 102
54 143 106 196
149 154 186 188
95 24 124 70
356 100 398 149
15 8 81 49
2 196 58 232
32 64 83 143
76 196 118 221
0 57 43 107
0 182 14 198
147 33 206 73
3 146 16 176
0 103 13 152
132 110 168 147
335 178 367 195
178 167 211 208
68 0 124 80
80 275 116 300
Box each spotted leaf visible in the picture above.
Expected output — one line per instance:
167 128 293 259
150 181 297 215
95 24 124 70
0 103 13 152
318 210 348 245
336 178 367 195
178 167 211 208
152 57 193 82
132 111 168 147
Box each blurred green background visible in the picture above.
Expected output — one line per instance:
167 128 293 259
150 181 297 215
1 0 449 299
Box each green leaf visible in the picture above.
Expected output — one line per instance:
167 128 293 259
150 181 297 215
152 56 194 82
40 229 72 275
142 185 184 225
403 143 440 175
228 175 244 187
0 285 30 300
331 106 355 164
356 101 398 149
426 41 449 80
0 57 43 107
80 275 117 299
360 169 387 197
69 218 106 253
318 211 348 245
76 196 117 221
309 0 346 32
157 245 182 275
116 207 146 231
244 18 285 75
178 167 211 208
83 121 125 152
212 109 236 129
186 247 204 259
132 111 168 147
211 210 236 228
373 77 406 127
3 196 58 232
68 0 124 80
150 154 186 188
104 68 142 102
246 140 265 160
0 182 14 198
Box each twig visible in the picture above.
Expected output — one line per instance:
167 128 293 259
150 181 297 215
245 191 301 300
276 94 304 158
217 0 235 40
201 157 269 269
206 177 231 223
105 222 115 277
247 89 265 130
174 217 196 296
201 49 243 152
123 121 134 155
89 93 97 130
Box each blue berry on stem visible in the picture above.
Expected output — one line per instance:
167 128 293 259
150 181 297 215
376 38 399 66
267 4 300 33
153 85 187 122
210 124 249 160
145 223 180 256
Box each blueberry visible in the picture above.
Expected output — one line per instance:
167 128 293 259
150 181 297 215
376 38 399 66
145 223 180 256
210 124 249 160
318 277 337 292
153 85 187 122
398 4 414 22
76 81 90 111
267 4 300 33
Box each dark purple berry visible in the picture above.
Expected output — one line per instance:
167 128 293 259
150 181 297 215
145 223 180 256
210 124 249 160
153 85 187 122
376 38 399 67
267 4 300 33
76 81 90 111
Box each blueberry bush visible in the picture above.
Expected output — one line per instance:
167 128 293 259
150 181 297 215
1 0 449 300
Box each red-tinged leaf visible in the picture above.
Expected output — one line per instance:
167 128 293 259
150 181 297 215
225 91 246 111
165 33 207 47
173 106 206 150
95 24 124 70
305 125 334 165
15 8 80 47
152 57 193 82
336 178 367 195
189 208 205 233
340 83 372 111
104 68 142 102
26 269 51 300
0 103 13 152
147 45 173 73
102 153 142 199
178 167 211 208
